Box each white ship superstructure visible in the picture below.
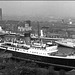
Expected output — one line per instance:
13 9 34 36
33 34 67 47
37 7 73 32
0 41 58 57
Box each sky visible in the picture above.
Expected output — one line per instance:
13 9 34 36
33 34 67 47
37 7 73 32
0 1 75 19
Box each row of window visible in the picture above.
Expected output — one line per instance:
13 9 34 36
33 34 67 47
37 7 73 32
9 47 47 55
31 51 46 55
32 47 46 50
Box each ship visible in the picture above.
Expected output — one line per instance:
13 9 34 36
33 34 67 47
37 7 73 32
55 39 75 48
0 40 75 68
0 23 75 69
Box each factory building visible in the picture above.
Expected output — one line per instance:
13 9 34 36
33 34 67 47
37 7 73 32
0 8 2 20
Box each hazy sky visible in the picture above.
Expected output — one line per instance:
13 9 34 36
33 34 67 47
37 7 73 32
0 1 75 18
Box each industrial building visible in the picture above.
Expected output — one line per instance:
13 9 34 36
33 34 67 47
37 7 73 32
0 8 2 20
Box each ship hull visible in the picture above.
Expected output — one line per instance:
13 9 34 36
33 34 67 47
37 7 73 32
4 49 75 68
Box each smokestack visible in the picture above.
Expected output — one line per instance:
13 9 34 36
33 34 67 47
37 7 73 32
24 20 32 45
24 32 31 45
40 30 43 37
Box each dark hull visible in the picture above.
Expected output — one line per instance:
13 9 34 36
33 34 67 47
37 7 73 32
4 49 75 68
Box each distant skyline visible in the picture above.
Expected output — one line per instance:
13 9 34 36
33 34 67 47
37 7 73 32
0 1 75 20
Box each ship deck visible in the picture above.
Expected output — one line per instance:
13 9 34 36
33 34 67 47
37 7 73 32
58 46 75 56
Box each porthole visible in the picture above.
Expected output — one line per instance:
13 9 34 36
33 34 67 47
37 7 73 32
33 52 34 53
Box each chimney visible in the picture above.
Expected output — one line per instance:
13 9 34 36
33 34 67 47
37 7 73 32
40 30 43 37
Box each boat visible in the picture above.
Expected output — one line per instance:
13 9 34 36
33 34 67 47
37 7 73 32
0 24 75 68
1 41 75 68
55 39 75 48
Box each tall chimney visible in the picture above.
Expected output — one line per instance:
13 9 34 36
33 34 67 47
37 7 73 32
40 30 43 37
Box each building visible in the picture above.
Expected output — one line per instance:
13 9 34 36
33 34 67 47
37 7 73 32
41 26 49 37
0 8 2 20
17 20 32 33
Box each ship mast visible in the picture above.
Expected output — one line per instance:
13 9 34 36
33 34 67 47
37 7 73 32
37 21 40 40
37 21 43 43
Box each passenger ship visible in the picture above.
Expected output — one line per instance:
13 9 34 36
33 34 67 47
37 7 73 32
0 40 75 68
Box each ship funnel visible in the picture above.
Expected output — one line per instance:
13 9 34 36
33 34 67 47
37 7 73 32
0 26 5 33
0 26 3 31
40 30 43 37
24 32 31 45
